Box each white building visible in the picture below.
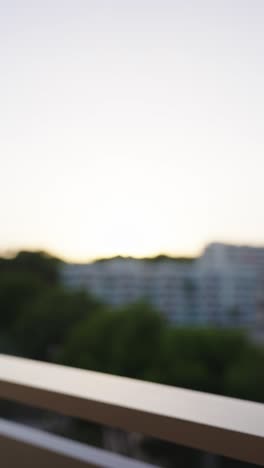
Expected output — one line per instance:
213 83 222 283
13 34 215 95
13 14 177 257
198 243 264 328
61 243 264 329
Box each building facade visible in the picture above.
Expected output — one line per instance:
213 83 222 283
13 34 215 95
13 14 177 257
61 243 264 329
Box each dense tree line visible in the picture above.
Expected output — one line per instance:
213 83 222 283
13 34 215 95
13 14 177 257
1 251 263 467
0 250 263 404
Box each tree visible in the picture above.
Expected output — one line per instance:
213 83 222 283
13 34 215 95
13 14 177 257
224 344 264 403
58 308 119 372
14 288 102 361
0 272 44 333
153 328 249 394
110 302 165 380
0 251 60 286
0 250 60 334
59 302 165 380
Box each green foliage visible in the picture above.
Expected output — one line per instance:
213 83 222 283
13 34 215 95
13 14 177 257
58 309 119 372
0 333 18 355
0 251 59 285
14 288 101 361
0 250 264 405
94 255 195 264
0 250 59 333
110 303 165 379
224 345 264 403
153 328 249 394
0 250 102 361
141 255 195 263
59 302 164 380
60 311 264 403
0 272 44 332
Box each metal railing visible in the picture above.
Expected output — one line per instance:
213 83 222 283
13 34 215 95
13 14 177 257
0 418 156 468
0 354 264 466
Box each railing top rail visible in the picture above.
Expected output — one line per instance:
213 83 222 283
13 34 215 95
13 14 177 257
0 354 263 465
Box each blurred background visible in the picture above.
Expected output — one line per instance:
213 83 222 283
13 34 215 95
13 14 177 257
1 1 264 467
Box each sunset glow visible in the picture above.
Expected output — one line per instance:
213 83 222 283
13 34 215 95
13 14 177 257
1 1 264 261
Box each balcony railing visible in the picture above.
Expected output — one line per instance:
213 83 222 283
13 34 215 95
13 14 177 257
0 354 264 467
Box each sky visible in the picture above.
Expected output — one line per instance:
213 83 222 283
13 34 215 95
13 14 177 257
1 1 264 261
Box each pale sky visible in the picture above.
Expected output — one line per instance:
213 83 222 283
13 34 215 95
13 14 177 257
1 1 264 261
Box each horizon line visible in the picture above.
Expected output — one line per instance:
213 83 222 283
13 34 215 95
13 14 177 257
1 239 264 264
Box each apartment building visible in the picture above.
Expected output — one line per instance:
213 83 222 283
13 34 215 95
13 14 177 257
61 243 264 328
